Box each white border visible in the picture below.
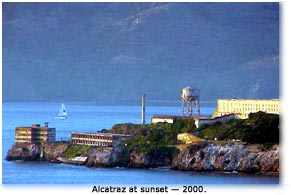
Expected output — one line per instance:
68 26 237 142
1 1 289 195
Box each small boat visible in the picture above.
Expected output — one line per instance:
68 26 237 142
56 103 68 119
56 156 87 165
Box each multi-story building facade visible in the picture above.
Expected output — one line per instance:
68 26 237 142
71 132 131 147
15 123 56 144
212 99 280 119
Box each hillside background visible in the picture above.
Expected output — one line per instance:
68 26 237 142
3 3 279 104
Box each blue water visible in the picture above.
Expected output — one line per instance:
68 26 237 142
2 102 279 184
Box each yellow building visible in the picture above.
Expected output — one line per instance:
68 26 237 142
212 99 280 119
15 124 56 144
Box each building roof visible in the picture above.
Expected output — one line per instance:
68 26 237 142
151 115 178 119
201 114 236 121
16 123 55 129
151 114 211 120
218 99 279 102
16 126 55 130
71 132 131 137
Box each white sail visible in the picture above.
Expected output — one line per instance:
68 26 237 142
56 103 68 119
60 104 67 116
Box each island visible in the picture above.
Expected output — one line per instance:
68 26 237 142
6 111 279 176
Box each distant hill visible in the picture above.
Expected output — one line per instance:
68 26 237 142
3 3 279 103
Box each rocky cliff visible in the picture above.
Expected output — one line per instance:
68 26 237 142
6 142 279 175
171 142 279 175
6 143 41 161
6 142 69 162
86 143 129 167
128 150 173 168
42 142 69 162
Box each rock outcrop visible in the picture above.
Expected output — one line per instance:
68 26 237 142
6 142 279 175
128 150 173 168
255 145 279 173
129 150 151 168
6 143 41 161
43 143 69 162
6 142 69 162
86 148 114 167
171 142 279 175
86 143 129 167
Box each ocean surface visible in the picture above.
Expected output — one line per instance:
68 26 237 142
2 102 279 184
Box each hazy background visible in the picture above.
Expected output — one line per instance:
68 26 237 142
3 3 279 104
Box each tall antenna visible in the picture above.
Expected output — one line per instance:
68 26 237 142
141 94 146 124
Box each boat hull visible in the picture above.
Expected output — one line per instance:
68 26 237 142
55 116 68 120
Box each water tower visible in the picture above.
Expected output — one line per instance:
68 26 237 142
181 87 200 117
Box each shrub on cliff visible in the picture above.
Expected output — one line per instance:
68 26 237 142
125 124 179 162
63 144 92 159
111 123 148 135
198 112 279 144
114 118 197 155
111 118 197 136
174 118 197 133
244 111 279 144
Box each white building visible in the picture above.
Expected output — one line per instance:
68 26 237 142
151 115 177 124
213 99 280 119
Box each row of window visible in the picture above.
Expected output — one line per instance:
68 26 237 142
72 139 112 146
16 128 55 132
220 107 278 113
220 105 278 109
15 133 55 137
15 138 51 143
220 103 278 109
72 134 112 140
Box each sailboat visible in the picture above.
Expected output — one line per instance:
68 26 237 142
56 103 68 119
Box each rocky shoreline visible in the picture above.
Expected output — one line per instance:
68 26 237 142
6 142 279 176
172 142 279 175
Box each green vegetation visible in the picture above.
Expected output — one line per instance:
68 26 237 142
198 111 279 144
110 111 279 158
173 118 197 133
126 125 175 153
112 119 197 158
62 119 197 161
111 118 197 136
63 144 92 159
111 123 149 135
